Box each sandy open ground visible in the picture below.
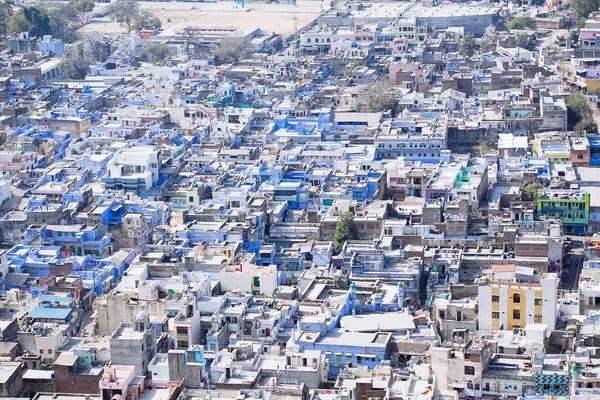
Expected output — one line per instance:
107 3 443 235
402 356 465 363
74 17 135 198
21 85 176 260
81 0 323 35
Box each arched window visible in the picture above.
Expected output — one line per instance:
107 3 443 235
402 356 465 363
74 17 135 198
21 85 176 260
513 293 521 304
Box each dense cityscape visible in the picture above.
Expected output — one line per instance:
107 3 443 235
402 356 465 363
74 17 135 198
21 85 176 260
0 0 599 399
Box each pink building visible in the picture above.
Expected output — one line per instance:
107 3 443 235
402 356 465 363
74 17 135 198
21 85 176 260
99 365 141 400
545 0 570 10
389 61 425 90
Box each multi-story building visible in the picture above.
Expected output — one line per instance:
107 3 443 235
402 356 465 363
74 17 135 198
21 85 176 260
375 118 447 163
537 189 590 234
103 146 163 195
109 311 157 376
478 266 558 331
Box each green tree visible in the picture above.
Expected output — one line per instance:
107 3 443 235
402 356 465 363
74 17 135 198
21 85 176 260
41 2 78 41
522 182 542 202
5 9 28 34
108 0 144 33
142 41 169 63
566 92 594 131
575 117 598 133
212 36 251 64
357 80 399 115
61 50 91 79
133 10 161 31
571 0 600 20
507 16 536 30
0 1 13 33
334 212 358 254
516 33 530 49
475 138 495 156
569 30 580 44
459 34 476 58
22 6 50 38
347 60 361 77
71 0 94 20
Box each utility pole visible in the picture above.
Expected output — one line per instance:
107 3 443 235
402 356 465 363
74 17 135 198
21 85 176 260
293 15 298 60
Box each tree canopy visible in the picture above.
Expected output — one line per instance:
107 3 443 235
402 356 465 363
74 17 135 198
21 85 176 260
61 50 91 79
212 37 252 64
334 212 358 254
357 80 399 115
108 0 160 33
571 0 600 20
0 1 13 34
72 0 95 19
4 0 95 41
566 92 598 133
141 41 169 63
21 6 50 38
507 16 536 30
521 182 542 202
459 34 476 58
516 33 530 49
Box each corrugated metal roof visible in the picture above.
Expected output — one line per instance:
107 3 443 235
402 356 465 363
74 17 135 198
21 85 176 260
28 306 72 321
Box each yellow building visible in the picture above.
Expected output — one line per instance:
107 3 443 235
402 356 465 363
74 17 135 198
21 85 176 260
478 265 557 331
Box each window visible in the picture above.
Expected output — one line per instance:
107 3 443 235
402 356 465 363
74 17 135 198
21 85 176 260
189 196 194 203
39 349 44 354
492 312 500 319
465 366 475 375
356 355 362 364
467 382 473 390
578 153 584 160
492 295 499 302
534 299 542 306
474 383 480 391
534 315 542 322
513 293 521 303
48 349 52 355
513 310 521 319
177 327 188 335
439 310 445 319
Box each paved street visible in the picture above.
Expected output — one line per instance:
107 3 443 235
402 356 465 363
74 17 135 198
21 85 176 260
562 240 584 290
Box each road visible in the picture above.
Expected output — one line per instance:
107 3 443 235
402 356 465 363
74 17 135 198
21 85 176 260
536 29 569 52
561 240 584 290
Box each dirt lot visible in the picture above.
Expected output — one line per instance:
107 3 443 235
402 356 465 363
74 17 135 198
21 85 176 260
81 1 322 35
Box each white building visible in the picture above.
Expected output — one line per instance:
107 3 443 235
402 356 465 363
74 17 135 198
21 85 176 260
220 262 277 296
478 269 558 332
104 146 162 193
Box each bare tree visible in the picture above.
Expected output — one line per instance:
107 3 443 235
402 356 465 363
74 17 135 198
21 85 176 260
212 37 252 64
177 27 202 54
357 80 399 115
80 31 108 62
